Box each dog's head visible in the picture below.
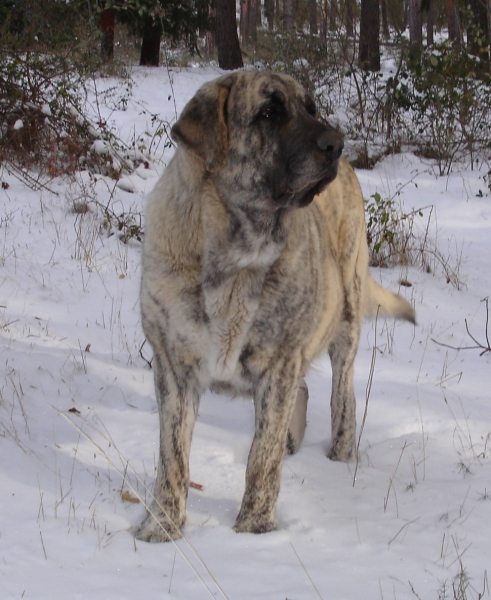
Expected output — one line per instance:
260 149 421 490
171 71 343 209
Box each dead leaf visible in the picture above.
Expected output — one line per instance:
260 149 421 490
122 490 140 504
398 279 412 287
190 481 204 491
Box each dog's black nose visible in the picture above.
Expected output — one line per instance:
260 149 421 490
317 130 344 158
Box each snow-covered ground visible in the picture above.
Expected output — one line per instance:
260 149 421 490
1 66 490 600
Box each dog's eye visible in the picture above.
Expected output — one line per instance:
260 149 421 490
259 103 286 123
262 106 276 118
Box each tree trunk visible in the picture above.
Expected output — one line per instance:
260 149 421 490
249 0 258 44
265 0 275 29
309 0 318 34
467 0 490 60
426 0 434 45
205 30 216 59
320 0 328 39
446 0 461 44
359 0 380 70
345 0 355 37
139 19 161 66
409 0 423 51
275 0 281 28
99 8 115 62
216 0 244 69
330 0 338 31
284 0 294 31
381 0 390 39
240 0 250 44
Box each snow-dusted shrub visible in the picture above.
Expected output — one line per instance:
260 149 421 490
0 50 146 180
392 43 491 174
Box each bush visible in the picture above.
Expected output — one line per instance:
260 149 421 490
0 50 156 180
393 43 491 174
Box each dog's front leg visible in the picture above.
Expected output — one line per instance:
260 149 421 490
234 356 302 534
136 353 200 543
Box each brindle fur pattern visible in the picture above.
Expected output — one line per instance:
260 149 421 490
137 72 415 542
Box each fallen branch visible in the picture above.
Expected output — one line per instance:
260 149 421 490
432 297 490 356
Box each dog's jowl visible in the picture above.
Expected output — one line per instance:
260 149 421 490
137 71 415 542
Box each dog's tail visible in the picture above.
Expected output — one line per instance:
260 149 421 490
366 276 416 324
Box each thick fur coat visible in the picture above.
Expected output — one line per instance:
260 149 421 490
137 71 415 542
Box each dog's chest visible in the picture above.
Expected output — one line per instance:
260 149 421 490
202 240 284 384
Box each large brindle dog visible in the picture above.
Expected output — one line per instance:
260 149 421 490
137 71 415 542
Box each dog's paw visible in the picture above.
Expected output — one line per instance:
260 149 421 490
134 512 183 543
233 513 276 534
327 445 356 463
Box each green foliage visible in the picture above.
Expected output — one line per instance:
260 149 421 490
365 192 428 268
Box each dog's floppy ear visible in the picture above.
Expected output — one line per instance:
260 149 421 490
171 75 236 172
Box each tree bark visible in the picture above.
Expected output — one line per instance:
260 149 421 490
409 0 423 51
426 0 434 45
139 19 161 66
284 0 294 31
446 0 461 44
329 0 338 31
264 0 275 29
320 0 327 39
99 8 115 62
216 0 244 69
359 0 380 70
345 0 355 37
381 0 390 39
309 0 318 34
249 0 258 44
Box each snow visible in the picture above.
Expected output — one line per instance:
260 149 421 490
1 66 490 600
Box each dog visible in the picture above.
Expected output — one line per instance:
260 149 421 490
137 71 415 542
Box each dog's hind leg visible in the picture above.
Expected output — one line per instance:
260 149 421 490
135 349 200 543
234 355 302 534
327 312 361 463
286 379 309 455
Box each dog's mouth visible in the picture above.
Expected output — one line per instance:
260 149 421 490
274 160 340 209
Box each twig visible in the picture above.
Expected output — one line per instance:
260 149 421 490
432 297 490 356
353 307 380 486
388 518 419 547
53 406 229 600
289 542 324 600
39 530 48 560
